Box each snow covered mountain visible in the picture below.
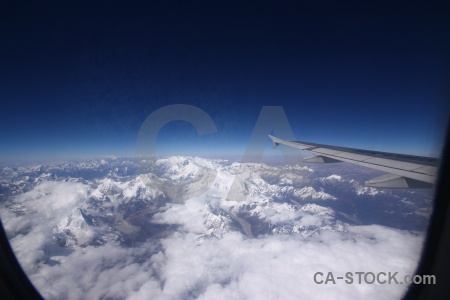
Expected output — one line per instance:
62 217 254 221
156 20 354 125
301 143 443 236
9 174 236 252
0 156 434 299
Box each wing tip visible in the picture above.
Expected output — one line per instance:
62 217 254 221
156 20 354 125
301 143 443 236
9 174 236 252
268 135 280 148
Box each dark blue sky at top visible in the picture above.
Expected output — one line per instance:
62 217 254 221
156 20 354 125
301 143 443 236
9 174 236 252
0 1 449 164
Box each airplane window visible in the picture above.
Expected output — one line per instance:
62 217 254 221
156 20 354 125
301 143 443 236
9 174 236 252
0 2 449 300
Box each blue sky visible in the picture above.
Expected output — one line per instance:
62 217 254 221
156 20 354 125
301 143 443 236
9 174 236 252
0 1 448 164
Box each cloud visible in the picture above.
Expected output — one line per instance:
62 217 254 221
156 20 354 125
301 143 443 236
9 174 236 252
1 181 89 274
30 243 160 300
0 166 427 300
126 226 422 300
16 224 423 300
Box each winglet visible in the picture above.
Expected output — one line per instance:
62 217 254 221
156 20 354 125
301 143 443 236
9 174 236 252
268 135 280 148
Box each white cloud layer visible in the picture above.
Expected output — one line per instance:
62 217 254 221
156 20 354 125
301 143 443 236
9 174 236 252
0 160 429 300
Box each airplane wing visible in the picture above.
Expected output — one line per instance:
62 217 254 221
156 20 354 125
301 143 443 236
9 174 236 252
268 135 439 188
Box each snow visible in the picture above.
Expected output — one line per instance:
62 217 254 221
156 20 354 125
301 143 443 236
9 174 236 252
294 186 337 200
0 156 433 300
